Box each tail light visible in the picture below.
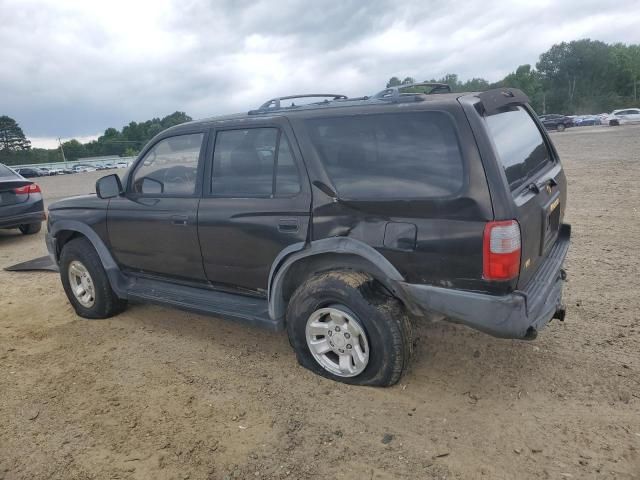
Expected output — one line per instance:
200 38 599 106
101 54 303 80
13 184 41 194
483 220 521 280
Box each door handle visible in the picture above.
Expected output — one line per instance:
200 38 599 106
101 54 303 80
171 215 189 226
278 218 299 233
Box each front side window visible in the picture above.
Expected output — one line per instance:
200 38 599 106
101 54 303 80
305 112 464 199
132 133 203 195
211 128 301 197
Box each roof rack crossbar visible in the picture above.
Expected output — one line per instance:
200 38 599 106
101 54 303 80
373 82 452 101
257 94 348 111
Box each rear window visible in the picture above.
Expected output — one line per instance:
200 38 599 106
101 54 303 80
486 107 552 191
0 164 17 178
305 112 464 199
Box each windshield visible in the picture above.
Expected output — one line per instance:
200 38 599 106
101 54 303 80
0 163 18 179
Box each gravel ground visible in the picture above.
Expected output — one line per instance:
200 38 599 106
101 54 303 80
0 125 639 479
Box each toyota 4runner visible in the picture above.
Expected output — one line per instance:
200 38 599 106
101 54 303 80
46 84 570 386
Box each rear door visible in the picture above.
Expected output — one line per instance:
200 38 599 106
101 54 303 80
197 119 311 294
107 131 208 281
484 106 567 287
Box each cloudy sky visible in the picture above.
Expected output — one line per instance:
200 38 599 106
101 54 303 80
2 0 640 148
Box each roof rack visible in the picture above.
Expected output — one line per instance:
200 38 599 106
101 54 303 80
249 94 348 114
373 82 451 102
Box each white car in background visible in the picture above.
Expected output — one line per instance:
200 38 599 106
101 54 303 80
72 164 97 173
607 108 640 126
115 161 129 169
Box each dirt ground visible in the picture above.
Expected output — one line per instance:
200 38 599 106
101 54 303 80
1 125 639 480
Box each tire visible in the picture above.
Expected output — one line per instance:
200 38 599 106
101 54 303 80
609 120 619 126
59 237 127 319
286 270 412 387
19 222 42 235
556 123 566 132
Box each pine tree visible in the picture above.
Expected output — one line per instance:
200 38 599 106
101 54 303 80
0 116 31 151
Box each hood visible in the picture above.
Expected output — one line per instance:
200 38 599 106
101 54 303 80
48 193 106 211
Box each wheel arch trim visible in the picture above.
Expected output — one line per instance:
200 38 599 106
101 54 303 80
267 237 407 321
50 220 128 297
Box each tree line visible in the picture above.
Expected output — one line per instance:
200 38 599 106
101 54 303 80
387 39 640 115
2 39 639 166
0 112 192 166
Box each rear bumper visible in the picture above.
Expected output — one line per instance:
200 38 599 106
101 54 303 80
398 224 571 339
0 210 45 229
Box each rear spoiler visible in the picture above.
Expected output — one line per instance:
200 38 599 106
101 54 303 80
476 88 530 115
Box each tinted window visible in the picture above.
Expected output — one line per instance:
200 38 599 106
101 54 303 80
485 107 551 191
275 136 301 195
132 133 203 195
212 128 300 197
305 112 464 199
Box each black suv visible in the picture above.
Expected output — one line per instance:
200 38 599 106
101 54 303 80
46 84 570 386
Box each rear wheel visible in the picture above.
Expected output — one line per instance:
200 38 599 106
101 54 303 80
60 237 126 319
609 120 620 126
556 123 566 132
19 222 41 235
286 270 412 387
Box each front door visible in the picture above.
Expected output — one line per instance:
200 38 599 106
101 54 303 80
108 131 208 282
198 122 311 293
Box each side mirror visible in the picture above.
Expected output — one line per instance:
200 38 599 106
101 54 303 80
96 174 123 199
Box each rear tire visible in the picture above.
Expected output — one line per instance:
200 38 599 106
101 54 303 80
286 270 412 387
19 222 42 235
59 237 127 319
556 123 566 132
609 120 619 126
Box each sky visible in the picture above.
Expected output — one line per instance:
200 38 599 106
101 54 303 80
2 0 640 148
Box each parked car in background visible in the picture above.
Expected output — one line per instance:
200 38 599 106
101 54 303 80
607 108 640 126
72 164 97 173
572 115 601 126
538 114 574 132
115 161 129 169
46 86 570 387
103 162 116 169
15 167 44 178
0 163 45 235
48 167 65 175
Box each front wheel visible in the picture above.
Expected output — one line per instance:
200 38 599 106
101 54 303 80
556 123 566 132
286 270 412 387
59 237 127 319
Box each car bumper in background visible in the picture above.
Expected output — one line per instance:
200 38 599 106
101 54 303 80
399 224 571 339
0 211 46 229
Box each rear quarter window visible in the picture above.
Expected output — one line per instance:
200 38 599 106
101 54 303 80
485 106 551 191
305 112 464 199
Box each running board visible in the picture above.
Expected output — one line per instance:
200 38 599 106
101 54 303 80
126 277 282 332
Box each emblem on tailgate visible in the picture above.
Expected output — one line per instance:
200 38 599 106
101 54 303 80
549 198 560 213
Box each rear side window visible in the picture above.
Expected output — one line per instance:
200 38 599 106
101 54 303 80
486 107 551 191
305 112 464 199
211 128 301 197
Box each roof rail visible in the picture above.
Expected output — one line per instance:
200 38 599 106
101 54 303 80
249 94 348 114
373 82 451 102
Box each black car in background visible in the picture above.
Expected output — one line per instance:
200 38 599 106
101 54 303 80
538 114 574 132
14 167 44 178
0 163 45 234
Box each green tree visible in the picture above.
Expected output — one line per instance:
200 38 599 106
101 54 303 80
61 139 87 160
386 77 401 88
0 115 31 151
